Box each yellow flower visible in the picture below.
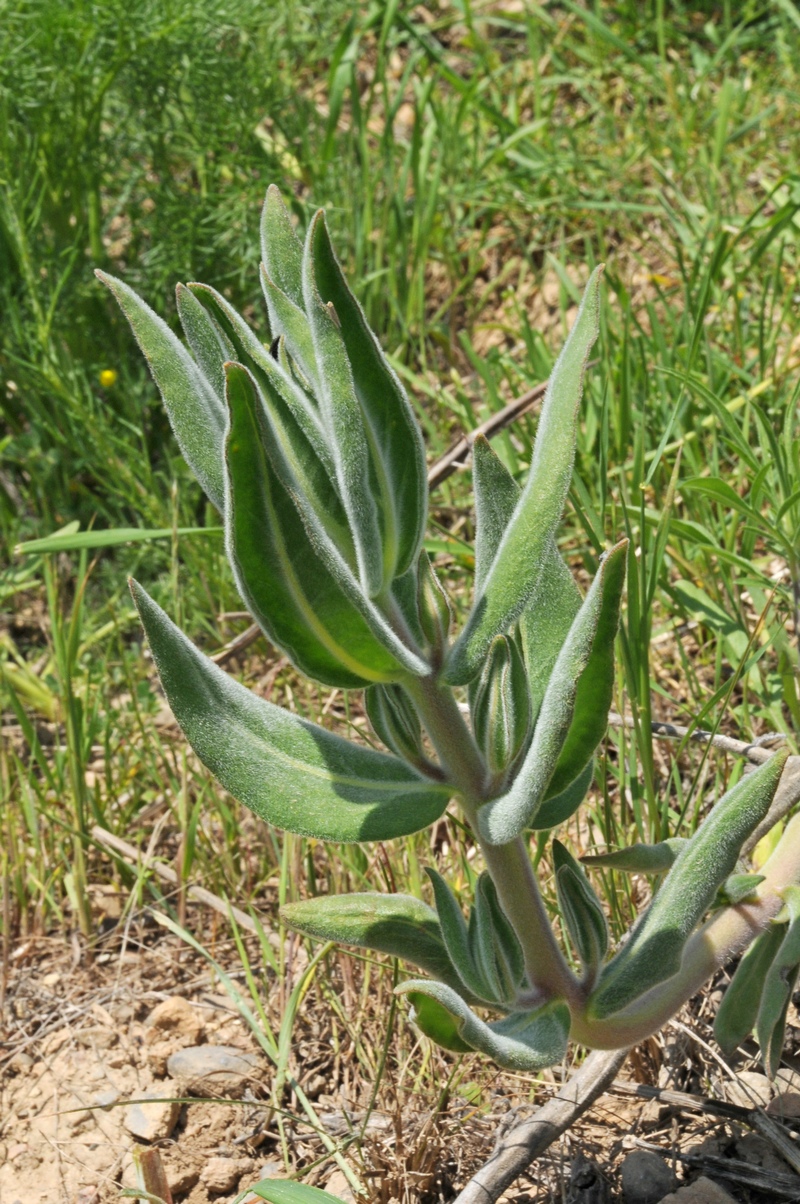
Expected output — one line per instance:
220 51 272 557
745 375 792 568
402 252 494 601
99 368 118 388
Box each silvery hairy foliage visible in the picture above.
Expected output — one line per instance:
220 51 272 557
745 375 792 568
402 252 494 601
100 186 799 1075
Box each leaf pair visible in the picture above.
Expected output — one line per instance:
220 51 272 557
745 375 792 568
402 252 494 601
588 751 789 1020
426 868 526 1007
553 840 608 981
130 584 451 844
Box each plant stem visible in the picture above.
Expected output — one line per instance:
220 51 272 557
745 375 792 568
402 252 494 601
571 809 800 1048
405 673 581 1005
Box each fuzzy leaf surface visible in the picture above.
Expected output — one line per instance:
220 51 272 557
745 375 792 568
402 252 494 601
581 839 688 873
97 271 226 510
757 887 800 1077
445 266 603 684
224 363 403 687
131 583 451 843
530 759 594 831
177 283 234 401
478 541 627 845
553 840 608 973
303 213 384 597
281 893 462 990
309 211 428 582
260 185 305 307
589 751 789 1019
398 980 570 1071
426 868 489 1002
714 924 785 1055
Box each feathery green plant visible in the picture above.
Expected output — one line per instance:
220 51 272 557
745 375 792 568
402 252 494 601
102 186 800 1075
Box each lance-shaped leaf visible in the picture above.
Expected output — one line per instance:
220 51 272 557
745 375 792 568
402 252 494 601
589 751 789 1020
97 271 226 510
187 282 331 480
303 215 384 598
478 541 627 846
544 539 626 799
530 759 594 831
718 873 765 906
471 435 582 721
224 363 406 687
260 266 320 394
223 362 428 678
364 684 438 779
470 634 531 776
426 868 492 1003
445 266 604 685
553 840 608 975
757 887 800 1077
473 873 525 1004
714 923 785 1056
260 184 305 307
398 980 571 1071
130 582 452 842
581 838 687 874
417 552 452 656
280 892 466 992
309 211 428 583
177 283 234 401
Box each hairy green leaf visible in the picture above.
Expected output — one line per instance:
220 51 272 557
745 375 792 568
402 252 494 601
281 892 462 988
131 582 452 843
589 751 789 1019
530 759 594 830
714 924 785 1056
403 990 473 1053
426 868 491 1003
553 840 608 975
398 980 570 1071
309 210 428 582
757 887 800 1078
97 270 226 510
260 184 305 307
176 282 234 401
237 1180 344 1204
470 634 531 776
718 873 765 906
445 266 604 684
581 838 688 873
478 541 627 845
224 363 405 687
303 213 384 597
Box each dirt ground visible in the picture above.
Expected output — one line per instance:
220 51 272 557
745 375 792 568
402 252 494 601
4 918 800 1204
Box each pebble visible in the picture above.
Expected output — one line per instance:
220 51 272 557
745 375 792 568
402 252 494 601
725 1070 772 1109
145 996 204 1044
620 1150 678 1204
660 1178 736 1203
767 1066 800 1118
167 1044 261 1098
322 1169 357 1202
123 1088 180 1142
200 1156 251 1194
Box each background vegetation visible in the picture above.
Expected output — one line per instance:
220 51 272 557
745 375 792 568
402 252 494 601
4 0 800 1185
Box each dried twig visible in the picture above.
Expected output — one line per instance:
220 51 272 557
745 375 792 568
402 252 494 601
607 713 800 855
452 1046 628 1204
211 621 261 666
90 826 276 947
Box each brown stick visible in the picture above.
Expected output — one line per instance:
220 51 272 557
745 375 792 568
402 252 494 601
607 713 800 855
427 380 549 490
90 825 276 946
452 1046 628 1204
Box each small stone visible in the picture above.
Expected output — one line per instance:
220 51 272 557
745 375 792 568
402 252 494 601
620 1150 678 1204
660 1178 736 1204
167 1044 261 1098
123 1087 180 1142
145 996 204 1044
767 1066 800 1117
322 1170 357 1203
164 1148 203 1195
725 1070 772 1109
200 1156 250 1194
